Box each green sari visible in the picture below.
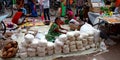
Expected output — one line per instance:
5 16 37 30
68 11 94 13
45 23 61 42
61 2 66 17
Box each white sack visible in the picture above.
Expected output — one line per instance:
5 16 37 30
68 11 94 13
76 41 82 46
27 52 36 57
47 42 54 51
35 32 45 39
27 31 35 35
63 45 69 53
80 33 89 38
70 45 77 52
37 52 46 57
21 41 30 48
55 39 64 46
85 45 90 49
88 37 94 45
47 50 54 55
80 23 95 33
19 45 27 53
19 52 28 58
82 39 88 47
67 32 75 41
54 45 62 51
69 41 76 46
77 35 84 41
38 39 48 47
59 34 67 42
74 31 80 38
64 40 70 45
80 23 100 40
71 49 77 52
30 38 40 48
55 49 62 54
66 32 75 38
27 48 36 52
24 34 34 43
90 43 96 48
54 44 62 54
37 47 46 53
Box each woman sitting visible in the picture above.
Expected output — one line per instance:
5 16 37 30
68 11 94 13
45 17 68 42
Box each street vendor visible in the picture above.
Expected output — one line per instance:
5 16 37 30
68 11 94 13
45 17 68 42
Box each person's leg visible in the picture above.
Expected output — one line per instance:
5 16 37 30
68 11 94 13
44 8 47 20
76 6 78 15
46 8 50 20
39 4 42 16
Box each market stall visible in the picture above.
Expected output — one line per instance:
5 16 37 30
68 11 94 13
0 22 106 60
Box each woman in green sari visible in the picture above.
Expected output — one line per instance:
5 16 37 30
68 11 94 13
45 17 68 42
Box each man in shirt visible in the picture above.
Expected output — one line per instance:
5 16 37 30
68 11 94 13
43 0 50 23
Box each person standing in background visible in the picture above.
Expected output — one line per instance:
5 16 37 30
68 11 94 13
16 0 27 15
61 0 66 17
12 0 16 9
28 0 38 17
38 0 43 16
43 0 50 23
66 0 73 9
76 0 84 16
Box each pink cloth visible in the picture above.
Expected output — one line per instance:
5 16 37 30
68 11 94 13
68 11 74 17
74 17 77 20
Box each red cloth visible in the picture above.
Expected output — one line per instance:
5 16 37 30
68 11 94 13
115 0 120 7
12 12 23 24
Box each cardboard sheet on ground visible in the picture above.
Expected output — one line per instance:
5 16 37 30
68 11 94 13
20 22 45 27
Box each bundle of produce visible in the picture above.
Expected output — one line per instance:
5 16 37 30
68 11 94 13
69 41 77 52
77 35 84 41
24 34 34 44
1 40 18 58
82 39 88 47
47 42 54 55
27 48 36 57
54 39 64 47
88 37 94 45
38 39 47 47
59 34 67 42
75 41 83 51
54 45 62 54
74 31 80 38
30 38 40 48
66 32 75 41
63 45 69 53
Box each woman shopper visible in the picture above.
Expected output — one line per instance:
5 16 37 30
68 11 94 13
43 0 51 24
28 0 38 17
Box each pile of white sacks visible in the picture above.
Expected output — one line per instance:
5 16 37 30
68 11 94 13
17 23 100 58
